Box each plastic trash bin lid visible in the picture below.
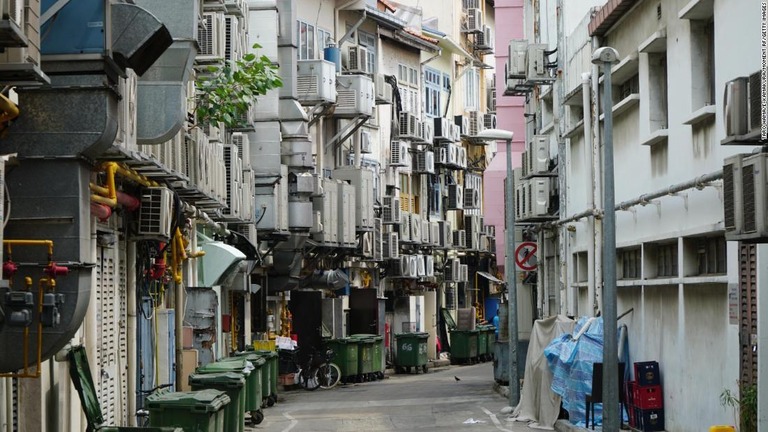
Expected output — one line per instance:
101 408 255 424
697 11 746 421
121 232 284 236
198 358 252 375
232 352 267 367
188 372 246 388
145 389 231 412
394 332 429 339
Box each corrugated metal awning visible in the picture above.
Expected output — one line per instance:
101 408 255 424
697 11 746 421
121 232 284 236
477 271 504 284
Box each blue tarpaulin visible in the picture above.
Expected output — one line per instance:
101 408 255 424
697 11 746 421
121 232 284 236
543 317 629 427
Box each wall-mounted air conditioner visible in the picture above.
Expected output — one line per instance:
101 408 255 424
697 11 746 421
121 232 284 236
487 83 496 113
437 147 448 165
515 178 527 220
723 72 763 143
198 12 226 60
138 187 174 240
0 0 46 84
447 144 458 166
452 230 466 249
415 117 424 141
224 16 241 62
454 115 470 137
507 39 528 79
222 144 243 219
360 231 374 257
373 218 384 261
445 258 460 282
345 44 369 74
476 25 493 50
384 232 399 259
458 147 467 169
399 112 419 139
415 151 435 174
437 220 451 248
423 120 434 143
297 59 337 105
464 8 482 32
336 74 374 117
452 124 462 141
484 113 497 130
241 168 254 222
462 0 480 9
526 178 551 218
425 255 435 277
420 220 430 244
360 130 372 154
115 70 138 152
725 152 768 242
410 213 422 245
526 43 554 83
468 111 485 136
430 221 439 246
231 132 250 169
390 140 409 166
391 255 410 277
460 264 469 283
375 73 392 104
399 211 412 243
312 178 339 245
337 180 357 247
464 187 480 209
434 117 452 141
413 254 425 277
447 184 464 210
382 195 402 224
409 255 421 278
527 135 549 175
723 154 745 238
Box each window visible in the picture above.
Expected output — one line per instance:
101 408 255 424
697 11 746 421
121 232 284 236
648 54 668 131
428 175 442 217
690 20 715 109
619 248 641 279
656 243 678 278
424 68 442 117
297 20 315 60
443 73 451 91
464 67 479 111
317 28 332 51
358 30 377 73
398 63 420 114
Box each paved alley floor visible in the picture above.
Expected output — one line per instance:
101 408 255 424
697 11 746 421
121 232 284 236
246 362 542 432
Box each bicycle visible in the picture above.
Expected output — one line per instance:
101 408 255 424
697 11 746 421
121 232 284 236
294 347 341 390
316 348 341 389
135 383 174 426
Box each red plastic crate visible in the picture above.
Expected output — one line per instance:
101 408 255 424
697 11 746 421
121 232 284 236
631 382 664 410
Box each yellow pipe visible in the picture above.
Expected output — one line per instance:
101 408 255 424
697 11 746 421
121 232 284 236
0 277 47 378
0 94 20 124
171 228 186 284
187 250 206 259
114 163 159 188
90 163 118 208
4 240 54 257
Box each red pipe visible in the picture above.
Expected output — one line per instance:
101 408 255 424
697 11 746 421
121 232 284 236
116 191 140 211
90 202 112 221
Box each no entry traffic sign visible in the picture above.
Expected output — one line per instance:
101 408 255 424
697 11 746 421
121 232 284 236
515 242 538 271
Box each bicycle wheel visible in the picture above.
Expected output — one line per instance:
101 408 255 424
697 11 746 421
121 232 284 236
318 362 341 389
298 367 321 391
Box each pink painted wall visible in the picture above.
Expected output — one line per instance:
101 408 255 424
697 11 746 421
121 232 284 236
485 0 526 271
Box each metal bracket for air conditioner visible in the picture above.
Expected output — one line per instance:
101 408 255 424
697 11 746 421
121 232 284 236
308 102 335 128
325 115 371 152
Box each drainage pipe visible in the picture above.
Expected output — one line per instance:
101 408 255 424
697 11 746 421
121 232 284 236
582 72 596 317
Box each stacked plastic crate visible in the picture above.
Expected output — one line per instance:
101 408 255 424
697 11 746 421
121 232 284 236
627 361 664 431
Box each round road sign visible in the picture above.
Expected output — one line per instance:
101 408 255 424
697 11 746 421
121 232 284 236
515 242 538 271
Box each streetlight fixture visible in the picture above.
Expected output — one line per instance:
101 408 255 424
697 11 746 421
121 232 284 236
476 128 518 407
591 46 620 431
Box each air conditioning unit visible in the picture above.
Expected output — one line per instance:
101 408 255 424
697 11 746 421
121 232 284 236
415 117 425 142
487 84 497 113
384 232 399 259
392 255 410 276
476 25 493 50
360 130 373 154
399 112 419 139
222 144 243 218
464 187 480 209
458 147 467 169
430 221 440 246
390 140 409 166
527 135 550 175
410 213 422 244
115 70 138 152
138 187 174 240
478 234 489 252
454 115 470 136
526 43 554 83
425 255 435 277
434 117 452 141
231 132 250 169
452 124 462 141
375 73 393 104
382 195 402 224
527 178 551 218
241 168 254 222
420 220 430 244
415 151 435 174
297 59 337 105
484 113 497 130
462 0 480 9
723 72 763 143
415 254 426 277
464 8 482 32
515 178 527 220
507 39 528 79
336 74 374 117
445 258 460 282
468 111 485 136
0 0 46 84
724 152 768 242
436 220 450 248
460 264 469 282
447 184 464 210
447 145 458 166
224 16 241 62
346 45 369 74
198 12 226 60
437 147 448 165
360 231 374 258
399 212 412 243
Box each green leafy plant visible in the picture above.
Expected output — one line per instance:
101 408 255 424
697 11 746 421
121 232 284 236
720 383 757 432
195 44 282 128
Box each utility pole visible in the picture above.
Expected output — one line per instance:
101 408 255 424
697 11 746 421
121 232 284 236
592 46 620 431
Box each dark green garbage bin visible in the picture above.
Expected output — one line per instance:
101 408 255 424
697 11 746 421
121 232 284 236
146 389 229 432
484 326 496 360
326 338 358 383
449 329 479 364
477 326 489 361
351 334 384 380
188 372 245 432
100 428 183 432
231 352 265 424
349 335 374 381
394 332 429 374
253 350 278 406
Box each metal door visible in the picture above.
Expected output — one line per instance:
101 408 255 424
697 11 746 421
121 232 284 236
739 243 758 387
349 288 378 335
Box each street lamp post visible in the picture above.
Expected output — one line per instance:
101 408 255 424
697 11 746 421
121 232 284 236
476 128 517 407
592 46 620 430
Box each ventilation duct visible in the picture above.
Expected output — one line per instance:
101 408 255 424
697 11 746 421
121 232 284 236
302 269 350 289
110 2 173 76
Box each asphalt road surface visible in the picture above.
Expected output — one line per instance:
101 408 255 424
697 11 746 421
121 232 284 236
247 362 540 432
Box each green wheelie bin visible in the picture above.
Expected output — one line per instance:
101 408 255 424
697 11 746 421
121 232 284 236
394 332 429 374
253 350 278 406
349 335 374 381
326 338 358 383
477 325 489 362
231 352 266 424
449 329 479 364
484 325 496 361
146 389 230 432
188 372 246 432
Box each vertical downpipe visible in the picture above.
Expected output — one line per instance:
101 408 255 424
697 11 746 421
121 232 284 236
86 221 98 384
590 36 603 315
582 72 595 317
126 241 137 425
